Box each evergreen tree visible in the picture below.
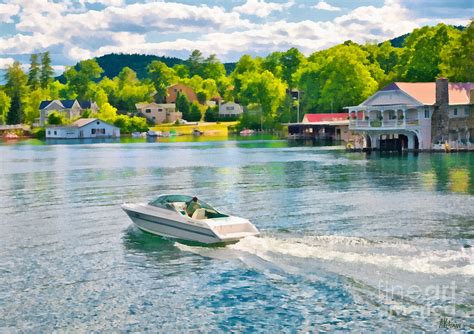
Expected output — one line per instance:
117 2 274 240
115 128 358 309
7 93 22 125
40 51 54 88
175 93 190 120
28 54 40 89
4 61 28 125
188 103 202 122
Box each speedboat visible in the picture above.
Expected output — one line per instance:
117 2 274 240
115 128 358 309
121 195 259 245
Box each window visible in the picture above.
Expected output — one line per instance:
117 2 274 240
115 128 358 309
145 109 151 113
158 108 163 112
424 108 429 118
465 107 470 116
174 88 177 92
92 129 96 134
101 129 105 134
453 108 458 116
152 116 156 120
96 121 100 125
53 131 56 135
226 106 234 111
47 130 51 135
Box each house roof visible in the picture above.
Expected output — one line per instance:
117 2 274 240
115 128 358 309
61 100 76 108
39 99 96 110
46 118 117 129
39 100 52 109
381 82 474 105
71 118 99 127
303 113 348 123
78 100 94 109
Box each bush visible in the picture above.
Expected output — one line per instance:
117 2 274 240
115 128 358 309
32 127 46 139
188 102 202 122
47 111 66 125
113 114 148 133
204 106 218 122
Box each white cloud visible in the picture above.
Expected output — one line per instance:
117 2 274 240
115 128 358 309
313 1 341 12
0 3 20 23
0 0 470 67
0 57 16 69
234 0 294 18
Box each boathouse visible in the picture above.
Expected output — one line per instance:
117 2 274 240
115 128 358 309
287 113 350 141
46 118 120 139
346 79 473 151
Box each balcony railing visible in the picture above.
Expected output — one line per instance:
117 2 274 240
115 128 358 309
349 118 420 129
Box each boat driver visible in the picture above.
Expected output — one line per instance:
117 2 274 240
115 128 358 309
186 197 201 217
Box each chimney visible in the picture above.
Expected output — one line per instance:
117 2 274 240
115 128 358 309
435 77 449 106
470 89 474 104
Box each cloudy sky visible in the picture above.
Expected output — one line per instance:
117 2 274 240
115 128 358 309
0 0 472 73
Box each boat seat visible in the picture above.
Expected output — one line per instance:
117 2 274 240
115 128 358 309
192 208 207 220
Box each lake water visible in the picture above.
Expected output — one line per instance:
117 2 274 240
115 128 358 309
0 138 473 332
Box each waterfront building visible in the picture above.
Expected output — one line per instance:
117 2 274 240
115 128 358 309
135 102 182 124
219 102 244 118
346 79 473 150
287 113 351 141
45 118 120 139
39 100 99 126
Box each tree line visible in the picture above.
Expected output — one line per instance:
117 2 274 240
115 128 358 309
1 21 472 130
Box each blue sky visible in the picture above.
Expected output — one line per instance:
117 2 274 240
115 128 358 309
0 0 472 73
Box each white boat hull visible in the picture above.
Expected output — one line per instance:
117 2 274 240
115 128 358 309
122 203 259 244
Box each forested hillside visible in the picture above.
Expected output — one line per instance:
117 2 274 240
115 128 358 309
1 22 472 130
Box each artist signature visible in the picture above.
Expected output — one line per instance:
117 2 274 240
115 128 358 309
438 317 472 330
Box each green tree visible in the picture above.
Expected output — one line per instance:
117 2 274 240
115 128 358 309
238 70 286 118
118 67 138 89
399 24 460 81
204 106 218 122
64 59 104 99
188 102 202 122
93 87 108 108
4 61 28 124
40 51 54 89
147 60 176 102
280 47 305 88
201 54 226 81
97 102 117 123
187 50 205 77
47 111 66 125
176 92 190 120
440 20 474 81
173 64 190 78
0 90 11 124
28 54 40 89
297 44 379 113
196 91 207 104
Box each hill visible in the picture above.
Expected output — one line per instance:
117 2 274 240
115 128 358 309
56 53 237 82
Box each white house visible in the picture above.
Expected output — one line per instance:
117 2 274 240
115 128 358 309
346 79 473 150
39 99 99 126
219 102 244 117
46 118 120 139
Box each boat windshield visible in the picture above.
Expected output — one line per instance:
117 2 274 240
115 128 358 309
149 195 217 211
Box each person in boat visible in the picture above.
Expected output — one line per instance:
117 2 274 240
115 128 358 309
186 196 201 217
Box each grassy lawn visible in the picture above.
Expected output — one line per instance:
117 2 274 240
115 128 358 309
150 121 238 135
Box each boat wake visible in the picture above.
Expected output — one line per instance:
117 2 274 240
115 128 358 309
176 233 473 323
177 234 473 277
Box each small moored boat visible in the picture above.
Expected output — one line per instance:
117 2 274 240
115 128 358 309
121 194 259 244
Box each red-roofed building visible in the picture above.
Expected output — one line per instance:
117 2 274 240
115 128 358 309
346 78 473 151
288 113 352 141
